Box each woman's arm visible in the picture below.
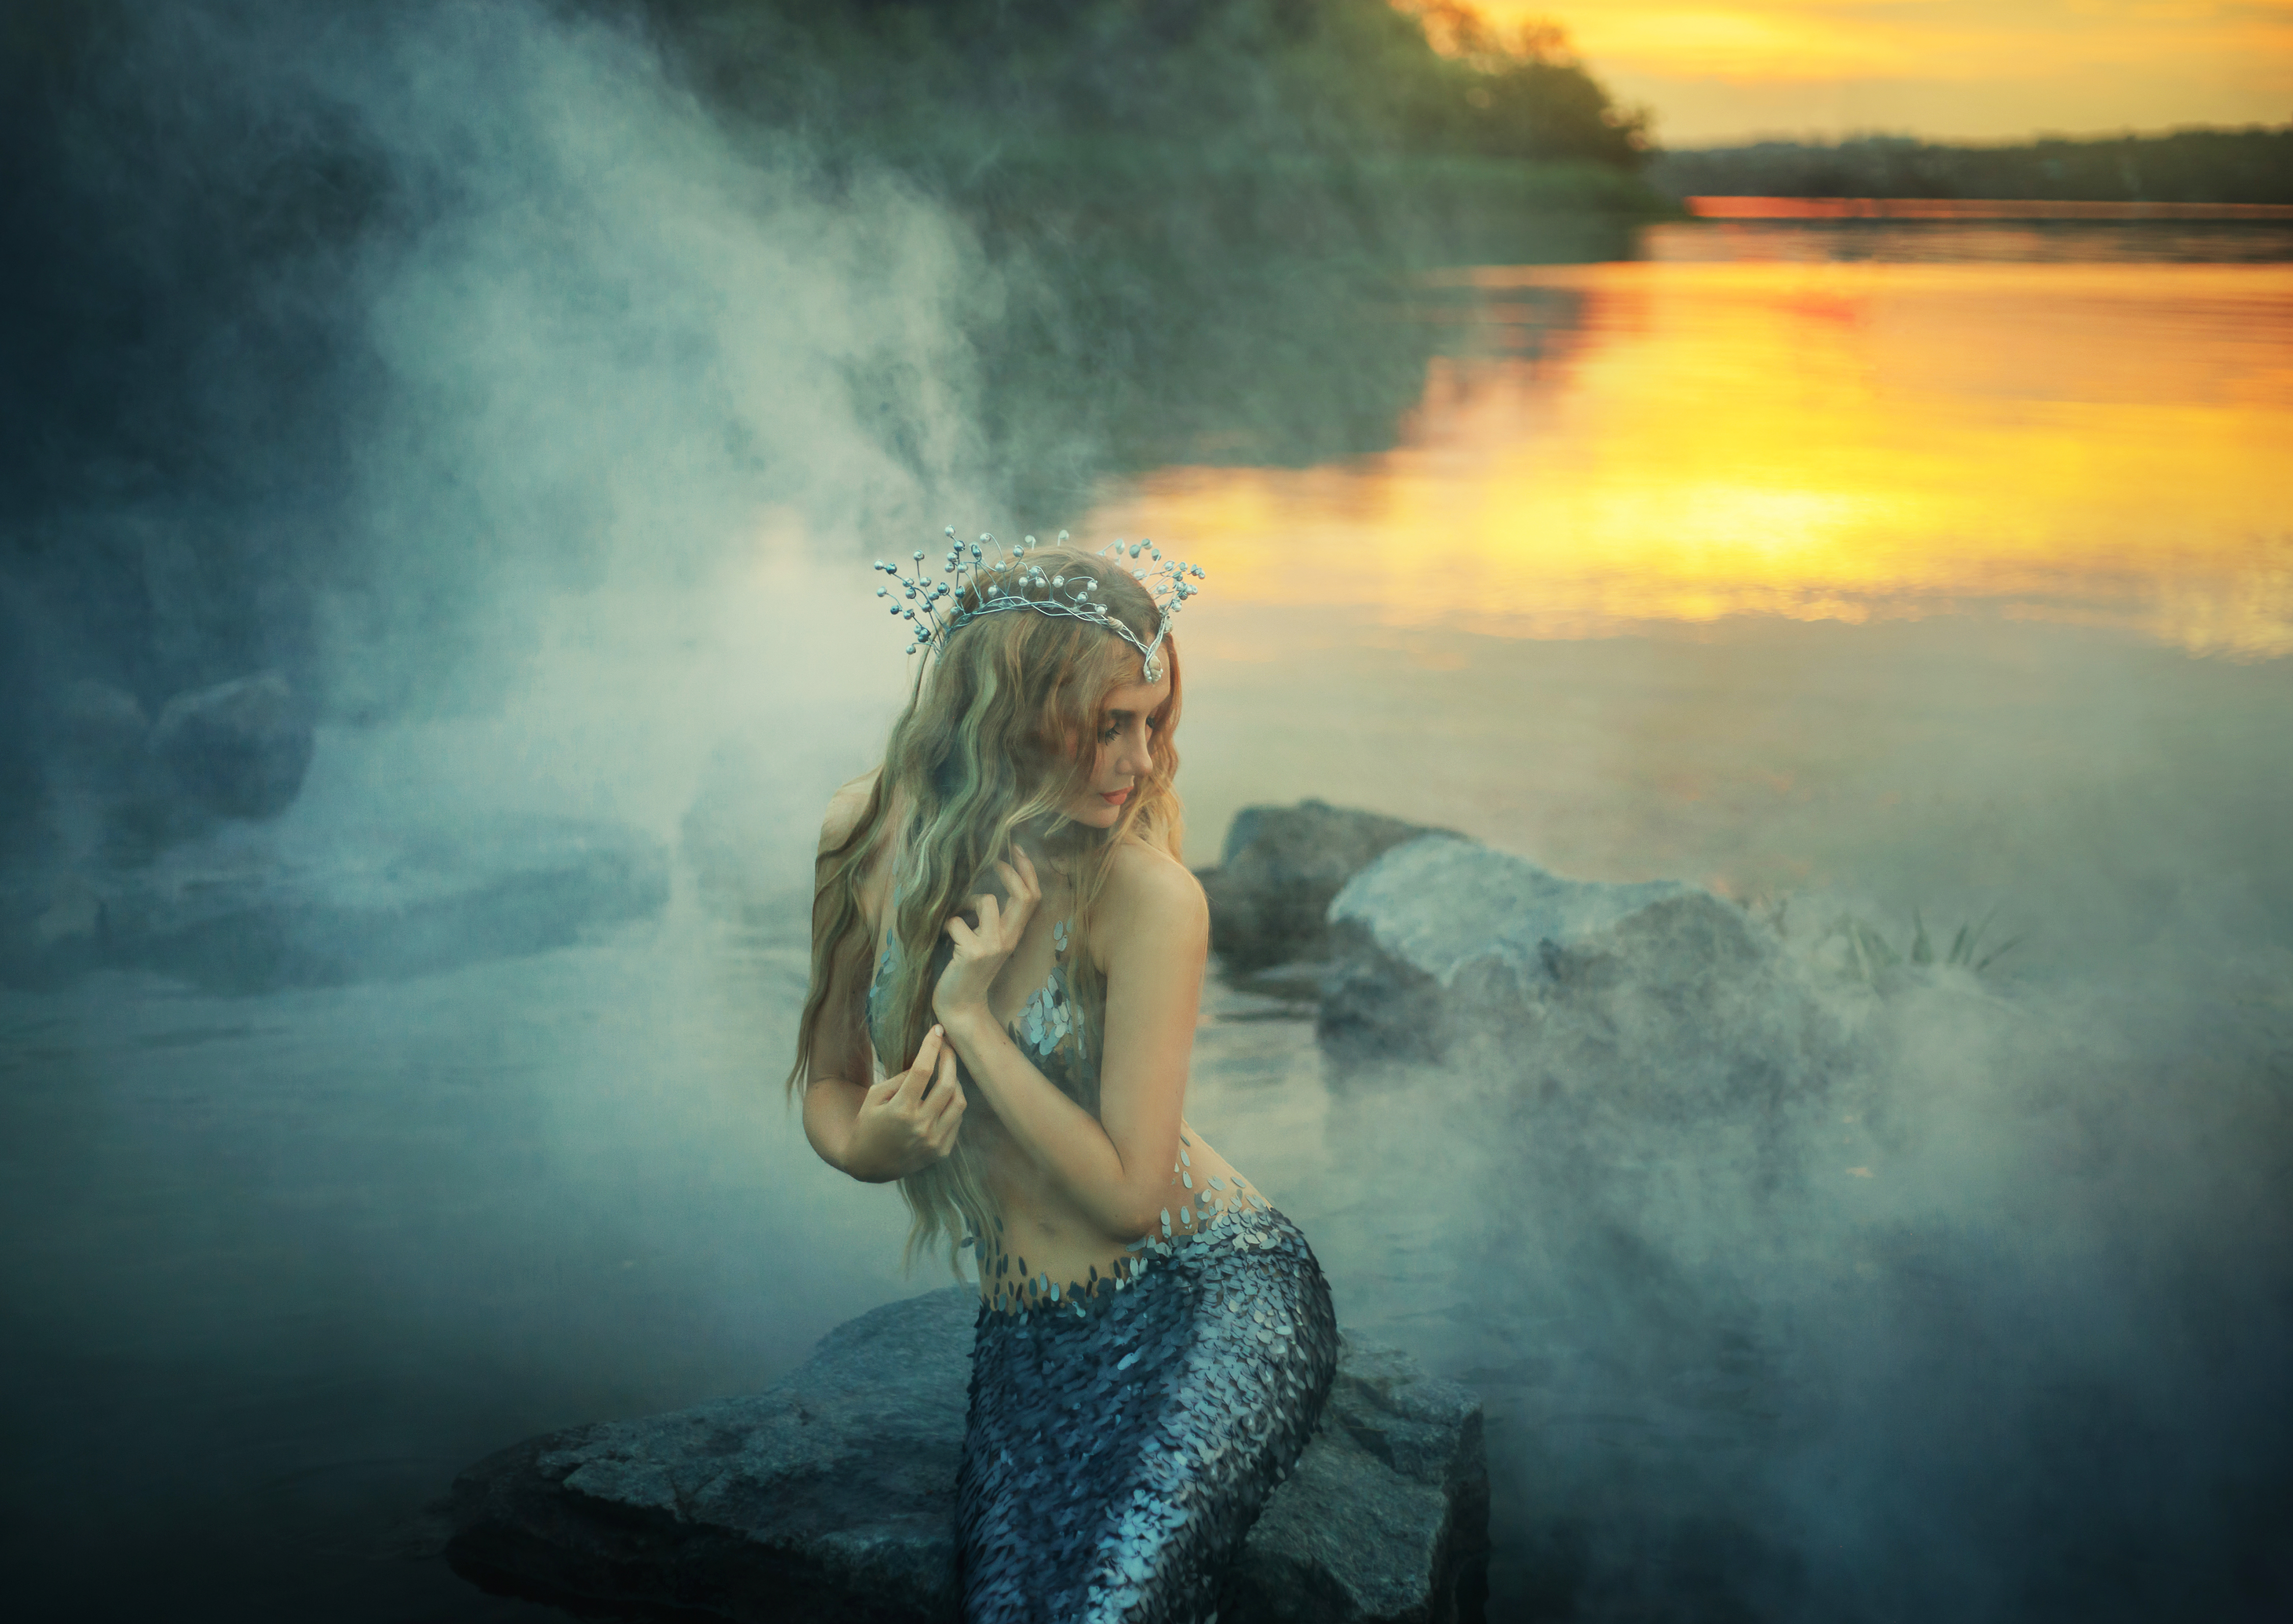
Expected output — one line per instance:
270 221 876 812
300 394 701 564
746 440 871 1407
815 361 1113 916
803 774 967 1181
804 1029 964 1182
936 843 1206 1237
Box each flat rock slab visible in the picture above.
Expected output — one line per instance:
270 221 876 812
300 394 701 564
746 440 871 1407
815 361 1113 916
0 814 668 992
446 1288 1487 1624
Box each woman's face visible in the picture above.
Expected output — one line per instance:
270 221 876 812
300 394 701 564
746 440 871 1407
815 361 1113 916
1063 669 1172 829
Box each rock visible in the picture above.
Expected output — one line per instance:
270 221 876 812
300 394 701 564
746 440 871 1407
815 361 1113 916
1327 839 1700 988
147 670 314 821
1320 837 1836 1116
445 1287 1488 1624
1228 1341 1489 1624
1199 801 1462 974
1319 836 1694 1058
0 814 670 992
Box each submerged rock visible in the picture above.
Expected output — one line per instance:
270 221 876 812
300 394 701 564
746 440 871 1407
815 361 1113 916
445 1287 1487 1624
0 814 668 992
1199 800 1461 974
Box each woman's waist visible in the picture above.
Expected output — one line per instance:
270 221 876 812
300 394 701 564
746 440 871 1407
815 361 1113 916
974 1196 1318 1324
975 1178 1297 1314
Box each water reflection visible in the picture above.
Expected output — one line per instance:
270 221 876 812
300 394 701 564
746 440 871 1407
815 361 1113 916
1089 230 2293 659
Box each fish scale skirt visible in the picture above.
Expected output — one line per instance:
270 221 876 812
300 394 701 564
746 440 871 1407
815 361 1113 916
956 1205 1339 1624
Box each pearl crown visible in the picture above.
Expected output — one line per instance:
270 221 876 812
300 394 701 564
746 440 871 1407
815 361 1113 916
873 528 1206 683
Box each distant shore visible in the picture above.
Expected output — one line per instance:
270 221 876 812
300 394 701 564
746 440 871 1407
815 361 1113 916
1651 126 2293 207
1684 196 2293 221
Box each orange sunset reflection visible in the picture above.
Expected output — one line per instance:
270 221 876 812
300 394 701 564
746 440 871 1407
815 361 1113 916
1085 258 2293 659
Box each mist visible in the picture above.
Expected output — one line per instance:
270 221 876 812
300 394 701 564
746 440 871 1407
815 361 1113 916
1 1 997 1613
2 3 2288 1622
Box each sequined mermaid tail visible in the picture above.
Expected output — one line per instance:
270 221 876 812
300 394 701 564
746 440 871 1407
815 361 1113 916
956 1205 1338 1624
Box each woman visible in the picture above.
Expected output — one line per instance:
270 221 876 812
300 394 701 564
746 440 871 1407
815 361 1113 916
788 534 1338 1623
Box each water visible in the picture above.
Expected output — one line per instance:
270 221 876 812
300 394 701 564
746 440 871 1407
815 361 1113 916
4 221 2289 1620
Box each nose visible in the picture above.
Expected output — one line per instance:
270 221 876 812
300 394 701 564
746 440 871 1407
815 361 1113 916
1115 722 1154 778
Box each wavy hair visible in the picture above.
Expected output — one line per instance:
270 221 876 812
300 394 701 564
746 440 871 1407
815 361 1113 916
788 546 1186 1271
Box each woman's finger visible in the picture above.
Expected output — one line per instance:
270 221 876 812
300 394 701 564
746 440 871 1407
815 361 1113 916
928 1047 962 1122
944 916 979 950
894 1026 942 1106
930 1077 965 1144
974 892 1000 938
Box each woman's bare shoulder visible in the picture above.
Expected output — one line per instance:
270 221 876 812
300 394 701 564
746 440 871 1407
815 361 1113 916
819 767 883 854
1102 836 1208 928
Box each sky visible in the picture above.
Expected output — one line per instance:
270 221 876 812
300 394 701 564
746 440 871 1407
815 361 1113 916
1472 1 2293 146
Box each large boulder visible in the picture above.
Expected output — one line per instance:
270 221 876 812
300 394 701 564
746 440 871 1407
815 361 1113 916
147 669 315 821
1319 836 1694 1058
1320 837 1841 1116
0 814 669 992
445 1287 1487 1624
1199 801 1461 974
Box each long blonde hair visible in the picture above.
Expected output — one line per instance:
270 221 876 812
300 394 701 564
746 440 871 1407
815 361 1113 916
789 546 1187 1271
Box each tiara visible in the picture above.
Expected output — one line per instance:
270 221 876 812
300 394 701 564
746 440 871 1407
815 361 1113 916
873 528 1205 683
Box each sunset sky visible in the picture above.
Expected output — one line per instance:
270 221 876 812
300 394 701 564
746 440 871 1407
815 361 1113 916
1470 1 2293 145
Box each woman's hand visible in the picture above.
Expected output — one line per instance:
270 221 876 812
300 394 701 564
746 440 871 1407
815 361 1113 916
840 1025 967 1181
933 846 1041 1026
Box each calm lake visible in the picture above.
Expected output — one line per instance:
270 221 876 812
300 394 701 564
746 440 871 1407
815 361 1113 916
4 218 2288 1621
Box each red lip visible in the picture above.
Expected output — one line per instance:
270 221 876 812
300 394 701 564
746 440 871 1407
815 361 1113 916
1101 788 1131 806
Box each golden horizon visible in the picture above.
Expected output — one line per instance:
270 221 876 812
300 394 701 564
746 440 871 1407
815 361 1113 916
1443 1 2293 145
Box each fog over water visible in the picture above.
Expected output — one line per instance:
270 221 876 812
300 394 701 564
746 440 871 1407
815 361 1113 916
3 4 2289 1621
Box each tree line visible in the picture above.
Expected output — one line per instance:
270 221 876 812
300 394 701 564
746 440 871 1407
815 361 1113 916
1649 126 2293 204
636 0 1652 173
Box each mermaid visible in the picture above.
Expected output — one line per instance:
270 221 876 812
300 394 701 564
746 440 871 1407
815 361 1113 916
788 533 1338 1623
